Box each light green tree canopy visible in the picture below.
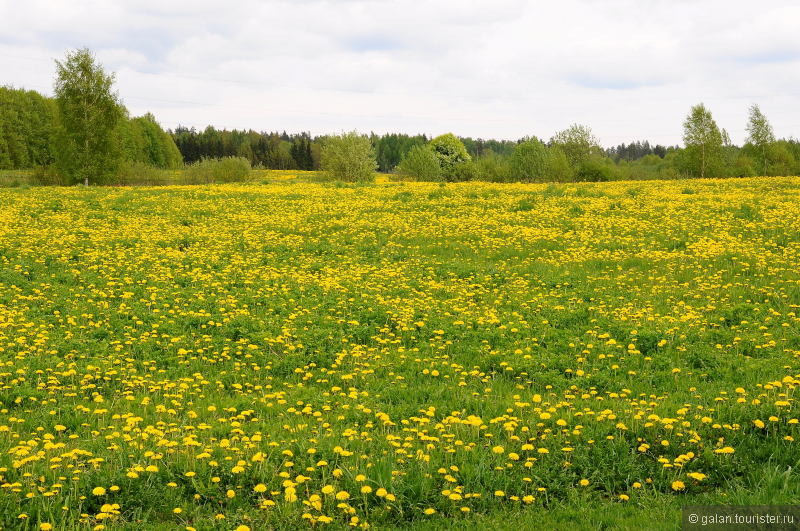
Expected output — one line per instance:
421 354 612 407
510 139 549 182
682 103 723 178
745 104 775 175
54 47 124 185
428 133 471 170
397 145 442 181
320 131 377 182
550 124 601 167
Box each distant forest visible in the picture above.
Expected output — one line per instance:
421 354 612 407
3 84 800 181
171 125 676 173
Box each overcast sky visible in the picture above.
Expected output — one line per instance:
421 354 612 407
2 0 799 146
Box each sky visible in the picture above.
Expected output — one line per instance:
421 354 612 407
1 0 799 147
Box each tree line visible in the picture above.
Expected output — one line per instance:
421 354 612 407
2 47 800 184
166 103 800 182
1 49 182 184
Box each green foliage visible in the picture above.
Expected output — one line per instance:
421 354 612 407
574 156 617 182
429 133 471 172
30 165 67 186
115 161 172 186
374 133 427 172
1 83 179 178
172 126 321 170
3 61 798 186
445 160 478 181
732 154 757 178
289 133 314 170
547 146 573 182
550 124 601 167
745 104 775 176
766 141 797 176
118 113 183 170
510 139 549 182
0 86 57 169
184 156 251 184
460 137 518 158
53 48 125 185
475 150 512 182
320 131 377 182
682 103 723 178
397 145 442 181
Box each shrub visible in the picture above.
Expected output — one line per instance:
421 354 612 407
31 165 67 186
510 140 549 182
574 157 617 182
397 145 442 181
550 123 602 167
429 134 471 172
445 161 478 182
320 131 377 183
115 161 171 186
185 157 251 184
475 152 512 182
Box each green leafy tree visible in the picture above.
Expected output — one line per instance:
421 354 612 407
375 133 427 172
320 131 377 182
547 146 573 182
0 86 57 169
446 160 478 181
53 48 124 185
550 124 601 167
428 133 471 172
574 156 617 182
766 140 796 176
475 150 511 182
682 103 723 179
118 112 183 170
719 128 740 176
397 145 441 181
510 139 549 182
745 104 775 176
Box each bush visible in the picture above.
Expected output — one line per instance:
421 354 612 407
185 157 251 184
475 152 511 182
429 134 471 172
574 157 617 182
547 147 573 182
445 161 478 182
31 165 67 186
320 132 377 183
115 161 171 186
510 140 549 182
397 145 442 181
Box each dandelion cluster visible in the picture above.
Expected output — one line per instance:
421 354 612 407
0 176 798 527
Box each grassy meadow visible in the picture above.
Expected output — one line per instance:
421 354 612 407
0 175 799 529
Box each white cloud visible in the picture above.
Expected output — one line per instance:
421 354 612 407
1 0 798 145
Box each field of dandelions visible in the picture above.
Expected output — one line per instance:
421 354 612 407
1 175 799 530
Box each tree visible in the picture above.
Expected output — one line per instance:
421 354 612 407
682 103 723 179
574 156 617 182
0 86 58 169
547 146 572 182
428 133 471 172
745 104 775 176
475 150 511 182
53 48 124 185
374 133 427 172
550 124 601 167
397 145 441 181
510 139 549 182
320 131 377 182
